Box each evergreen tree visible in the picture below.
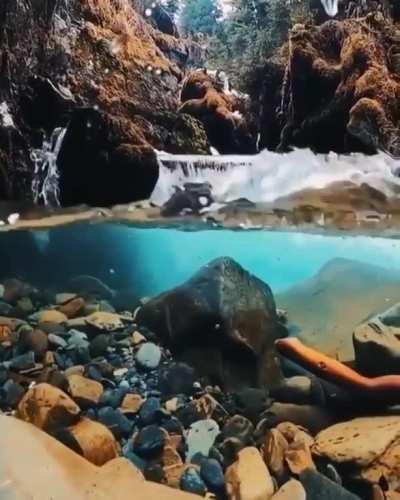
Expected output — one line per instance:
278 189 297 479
180 0 222 36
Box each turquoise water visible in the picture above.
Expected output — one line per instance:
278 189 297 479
99 225 400 297
1 221 397 298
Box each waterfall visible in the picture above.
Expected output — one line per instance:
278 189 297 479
320 0 339 16
152 149 400 207
30 127 67 207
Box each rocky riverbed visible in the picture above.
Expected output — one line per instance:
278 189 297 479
2 258 400 499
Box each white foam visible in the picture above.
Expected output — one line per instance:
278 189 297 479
320 0 338 16
151 148 400 206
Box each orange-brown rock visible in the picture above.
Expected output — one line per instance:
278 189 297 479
164 464 191 489
38 309 68 324
20 328 49 360
179 70 252 154
276 422 314 448
225 447 275 500
0 0 209 206
68 418 119 466
120 393 144 414
85 311 124 331
17 383 80 430
262 428 289 479
0 414 200 499
0 324 12 345
58 297 85 318
361 436 400 490
285 441 315 475
162 445 183 469
44 350 56 366
68 374 104 406
261 12 400 156
271 479 306 500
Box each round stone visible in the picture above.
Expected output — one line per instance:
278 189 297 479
200 458 225 493
135 343 161 370
180 467 207 496
139 397 161 425
133 425 166 460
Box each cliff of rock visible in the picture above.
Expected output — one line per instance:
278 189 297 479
0 0 208 206
258 4 400 156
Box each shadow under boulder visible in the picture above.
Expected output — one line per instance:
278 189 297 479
137 257 287 390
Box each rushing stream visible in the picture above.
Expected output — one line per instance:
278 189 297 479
153 148 400 207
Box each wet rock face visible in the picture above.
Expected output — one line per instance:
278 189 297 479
137 257 286 390
179 70 257 154
0 0 207 205
260 12 400 156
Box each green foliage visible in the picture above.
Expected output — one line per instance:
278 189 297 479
180 0 222 36
207 0 310 90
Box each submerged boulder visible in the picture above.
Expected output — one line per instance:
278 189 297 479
137 257 286 390
353 302 400 375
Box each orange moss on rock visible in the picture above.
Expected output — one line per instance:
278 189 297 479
179 70 252 153
263 11 400 155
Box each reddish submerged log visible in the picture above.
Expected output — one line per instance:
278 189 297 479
276 337 400 405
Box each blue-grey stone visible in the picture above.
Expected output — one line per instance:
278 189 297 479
139 397 161 425
136 343 161 370
180 467 207 496
200 458 225 493
133 425 166 460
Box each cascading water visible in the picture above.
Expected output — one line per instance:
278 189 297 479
30 127 67 207
152 149 400 207
320 0 339 16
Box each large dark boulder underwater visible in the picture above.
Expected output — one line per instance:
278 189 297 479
137 257 287 391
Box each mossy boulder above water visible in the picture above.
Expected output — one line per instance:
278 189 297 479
137 257 287 390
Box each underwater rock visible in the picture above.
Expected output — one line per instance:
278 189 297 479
271 376 324 406
261 402 336 434
19 328 49 360
0 415 199 499
66 418 119 466
313 416 400 467
360 436 400 490
262 428 289 480
180 467 207 496
137 257 285 390
17 383 80 431
299 468 360 500
158 362 196 397
353 303 400 375
277 258 400 362
35 309 68 325
200 458 225 494
285 440 315 475
67 374 104 407
86 311 124 332
225 446 275 500
136 342 162 370
58 297 85 318
271 479 306 500
186 419 220 462
120 393 144 415
133 425 167 460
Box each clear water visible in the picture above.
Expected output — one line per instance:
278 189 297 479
2 220 400 364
